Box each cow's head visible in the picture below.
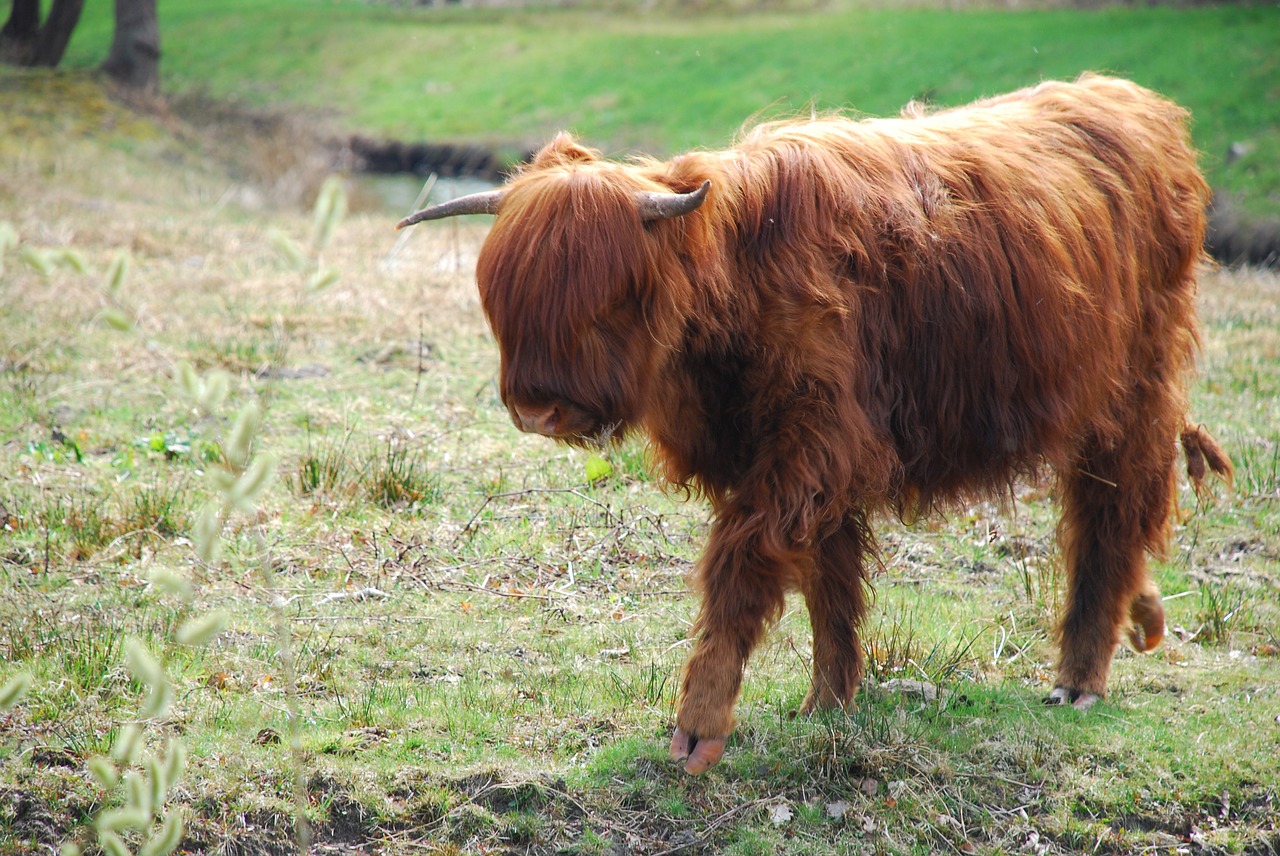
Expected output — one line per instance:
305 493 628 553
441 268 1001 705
399 134 710 445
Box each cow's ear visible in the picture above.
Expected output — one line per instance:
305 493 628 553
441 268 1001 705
531 132 600 169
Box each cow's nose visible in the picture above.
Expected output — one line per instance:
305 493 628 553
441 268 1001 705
512 403 562 436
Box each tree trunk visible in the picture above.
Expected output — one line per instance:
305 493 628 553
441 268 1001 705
0 0 40 60
100 0 160 92
30 0 85 67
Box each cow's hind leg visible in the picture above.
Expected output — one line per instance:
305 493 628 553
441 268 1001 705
800 515 871 713
1052 426 1177 710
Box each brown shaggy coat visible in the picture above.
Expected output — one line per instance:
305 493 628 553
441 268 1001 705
417 75 1231 772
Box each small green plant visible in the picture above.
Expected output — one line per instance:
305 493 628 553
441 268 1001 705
185 330 290 375
584 454 614 484
1230 433 1280 501
360 438 440 511
291 425 353 497
2 362 45 425
174 359 311 853
38 491 116 561
607 659 673 709
293 429 442 511
46 282 238 856
123 480 193 539
59 614 128 693
68 641 190 856
863 604 980 687
27 436 83 464
293 449 346 496
1193 584 1253 646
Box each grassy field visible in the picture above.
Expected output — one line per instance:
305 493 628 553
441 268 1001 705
2 68 1280 855
55 0 1280 219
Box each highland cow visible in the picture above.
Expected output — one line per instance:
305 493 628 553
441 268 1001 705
399 74 1231 774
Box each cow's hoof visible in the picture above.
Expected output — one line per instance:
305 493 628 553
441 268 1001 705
799 687 855 716
1044 686 1100 711
669 727 727 774
1128 590 1166 653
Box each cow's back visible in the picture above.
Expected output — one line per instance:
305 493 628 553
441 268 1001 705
698 76 1208 508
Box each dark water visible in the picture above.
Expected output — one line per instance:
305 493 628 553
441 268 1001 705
357 173 499 218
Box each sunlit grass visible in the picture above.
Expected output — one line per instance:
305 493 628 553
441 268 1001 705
51 0 1280 219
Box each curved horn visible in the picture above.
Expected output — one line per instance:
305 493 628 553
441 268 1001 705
396 189 506 229
635 180 711 222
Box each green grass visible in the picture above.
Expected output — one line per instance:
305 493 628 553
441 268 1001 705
3 67 1280 855
55 0 1280 218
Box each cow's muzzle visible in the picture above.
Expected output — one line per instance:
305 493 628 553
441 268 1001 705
511 402 565 437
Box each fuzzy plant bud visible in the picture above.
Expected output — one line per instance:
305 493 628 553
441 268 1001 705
111 723 142 765
100 308 135 332
19 245 54 277
209 467 238 494
88 756 120 789
139 809 184 856
103 251 130 296
269 229 308 271
139 677 173 721
161 739 187 789
0 221 16 253
125 639 164 688
0 222 15 278
198 370 230 414
177 611 227 647
305 267 341 294
98 805 149 834
146 753 167 814
147 569 193 602
310 175 347 252
174 361 201 402
228 452 277 511
193 503 224 565
0 672 31 710
123 768 152 819
225 402 262 470
124 639 172 720
97 830 133 856
55 248 91 274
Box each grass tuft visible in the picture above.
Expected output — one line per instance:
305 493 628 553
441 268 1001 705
1192 584 1254 647
123 480 194 540
360 439 442 511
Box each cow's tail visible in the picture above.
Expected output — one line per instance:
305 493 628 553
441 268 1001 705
1180 423 1233 496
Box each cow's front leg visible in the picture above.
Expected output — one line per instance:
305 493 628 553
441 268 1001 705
670 507 796 774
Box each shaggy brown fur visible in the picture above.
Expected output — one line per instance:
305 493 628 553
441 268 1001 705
434 75 1231 772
